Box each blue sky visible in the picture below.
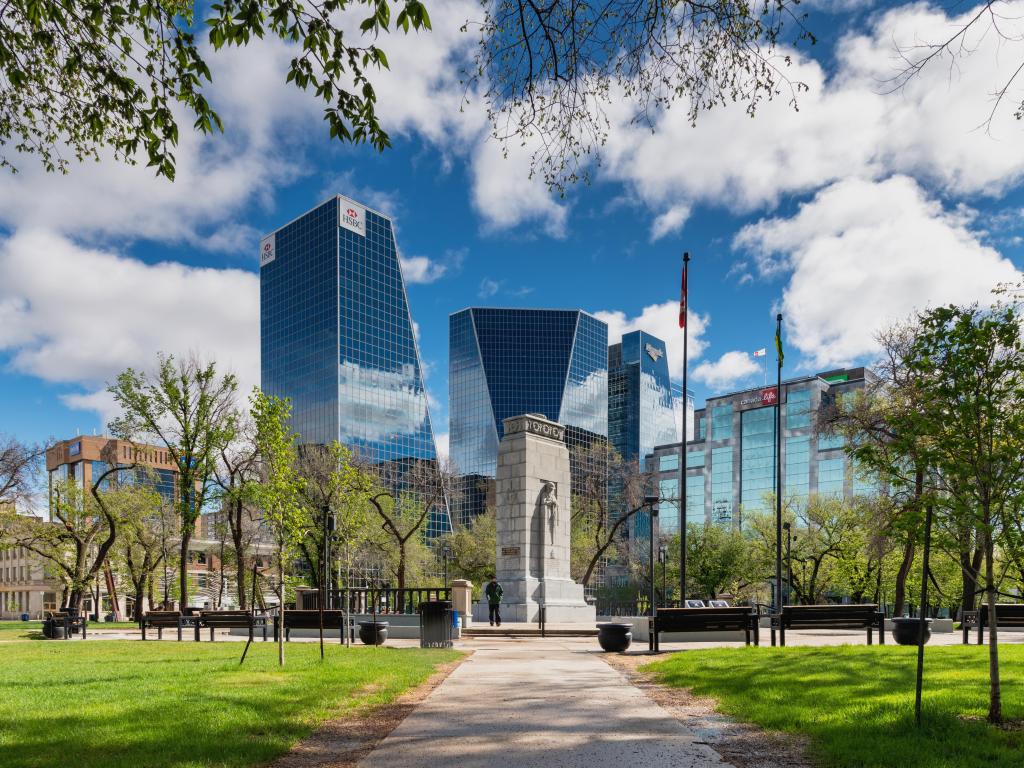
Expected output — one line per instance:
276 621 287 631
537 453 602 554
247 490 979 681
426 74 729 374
1 0 1024 456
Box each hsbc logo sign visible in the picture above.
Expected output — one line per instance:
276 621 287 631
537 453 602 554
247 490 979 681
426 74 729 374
339 199 367 237
259 233 276 267
739 387 778 408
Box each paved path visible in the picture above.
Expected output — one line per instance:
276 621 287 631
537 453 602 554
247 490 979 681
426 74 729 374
358 638 733 768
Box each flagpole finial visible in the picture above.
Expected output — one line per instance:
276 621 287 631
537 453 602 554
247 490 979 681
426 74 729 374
776 312 782 322
683 251 690 263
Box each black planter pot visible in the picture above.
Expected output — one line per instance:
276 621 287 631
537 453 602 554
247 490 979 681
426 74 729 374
358 621 389 646
597 622 633 653
891 617 932 645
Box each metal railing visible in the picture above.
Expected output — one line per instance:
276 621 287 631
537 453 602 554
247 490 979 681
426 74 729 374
301 587 451 615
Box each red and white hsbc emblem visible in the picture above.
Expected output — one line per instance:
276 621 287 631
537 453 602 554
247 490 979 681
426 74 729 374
259 233 276 267
760 387 778 406
339 199 367 237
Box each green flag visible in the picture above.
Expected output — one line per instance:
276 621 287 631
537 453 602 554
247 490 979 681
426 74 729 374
775 327 784 367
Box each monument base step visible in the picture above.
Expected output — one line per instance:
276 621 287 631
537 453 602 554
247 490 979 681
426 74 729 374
462 623 598 638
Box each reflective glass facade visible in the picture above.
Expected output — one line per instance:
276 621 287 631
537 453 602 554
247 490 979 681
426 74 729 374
261 196 448 535
608 331 677 463
647 367 877 528
449 308 608 525
740 406 777 514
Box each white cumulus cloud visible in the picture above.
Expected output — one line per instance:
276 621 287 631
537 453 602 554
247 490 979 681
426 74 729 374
593 301 709 379
734 175 1022 368
692 351 761 391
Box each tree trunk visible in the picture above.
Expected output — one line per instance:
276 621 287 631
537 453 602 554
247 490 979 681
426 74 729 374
960 542 982 613
983 516 1001 723
179 530 192 609
133 580 146 621
277 553 285 667
894 537 915 617
232 503 248 610
397 542 406 591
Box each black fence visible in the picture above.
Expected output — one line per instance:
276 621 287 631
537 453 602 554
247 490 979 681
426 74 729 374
299 587 451 615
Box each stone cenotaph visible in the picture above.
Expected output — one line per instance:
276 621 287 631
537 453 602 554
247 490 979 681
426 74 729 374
476 413 595 624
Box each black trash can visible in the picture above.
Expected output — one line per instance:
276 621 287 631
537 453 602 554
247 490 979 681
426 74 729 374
418 600 453 648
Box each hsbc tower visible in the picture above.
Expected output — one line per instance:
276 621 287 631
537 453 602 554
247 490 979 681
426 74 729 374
259 195 450 536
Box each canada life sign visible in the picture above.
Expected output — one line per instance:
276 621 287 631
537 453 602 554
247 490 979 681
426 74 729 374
739 387 778 408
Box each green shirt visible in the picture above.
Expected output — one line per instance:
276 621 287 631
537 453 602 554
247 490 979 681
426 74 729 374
485 582 503 604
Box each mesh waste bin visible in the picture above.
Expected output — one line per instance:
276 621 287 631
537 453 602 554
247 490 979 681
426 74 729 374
419 600 453 648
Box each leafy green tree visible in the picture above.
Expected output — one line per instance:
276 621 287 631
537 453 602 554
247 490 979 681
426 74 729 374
443 508 496 595
251 388 305 666
681 523 751 600
109 353 238 608
111 480 171 620
907 301 1024 723
294 442 372 594
0 0 431 178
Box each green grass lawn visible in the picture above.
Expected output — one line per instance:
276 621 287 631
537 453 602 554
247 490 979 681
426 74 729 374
644 644 1024 768
0 620 140 641
0 638 460 768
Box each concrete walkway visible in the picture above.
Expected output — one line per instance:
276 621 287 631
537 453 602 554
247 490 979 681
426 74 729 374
358 638 733 768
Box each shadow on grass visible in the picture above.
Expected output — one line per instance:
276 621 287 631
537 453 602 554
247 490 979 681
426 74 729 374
645 645 1024 768
0 642 458 768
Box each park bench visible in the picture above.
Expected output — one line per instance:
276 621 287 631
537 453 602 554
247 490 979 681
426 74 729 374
649 606 759 651
45 611 88 640
771 604 885 647
273 610 347 643
198 610 271 642
140 611 200 641
962 604 1024 644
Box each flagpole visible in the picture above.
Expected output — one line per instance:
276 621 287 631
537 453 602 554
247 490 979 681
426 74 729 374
774 313 784 617
677 253 690 606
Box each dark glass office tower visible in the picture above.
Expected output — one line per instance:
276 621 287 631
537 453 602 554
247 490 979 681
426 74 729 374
608 331 678 542
260 195 449 535
449 308 609 526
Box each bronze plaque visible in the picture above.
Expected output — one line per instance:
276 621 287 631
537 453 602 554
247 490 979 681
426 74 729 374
501 546 521 557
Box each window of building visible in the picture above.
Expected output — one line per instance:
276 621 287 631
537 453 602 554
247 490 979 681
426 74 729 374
687 450 704 468
659 454 678 472
785 436 810 502
818 434 845 451
818 457 845 498
686 473 704 525
741 406 776 514
852 462 879 497
659 478 679 534
786 388 811 429
711 447 733 525
711 405 733 441
698 416 706 440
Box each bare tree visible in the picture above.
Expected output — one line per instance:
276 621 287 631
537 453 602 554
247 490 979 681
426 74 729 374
213 413 264 609
0 434 43 509
570 442 651 588
363 458 454 591
467 0 814 191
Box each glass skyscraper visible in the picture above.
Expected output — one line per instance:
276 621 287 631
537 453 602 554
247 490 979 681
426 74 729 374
449 308 609 525
260 195 449 535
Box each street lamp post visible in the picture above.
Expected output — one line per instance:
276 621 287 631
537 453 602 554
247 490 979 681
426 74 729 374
783 522 792 606
658 544 668 607
441 542 452 591
644 495 660 618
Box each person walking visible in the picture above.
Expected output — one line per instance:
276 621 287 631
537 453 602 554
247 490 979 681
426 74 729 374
484 575 503 626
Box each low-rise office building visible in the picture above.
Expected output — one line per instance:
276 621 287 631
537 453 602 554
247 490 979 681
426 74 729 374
648 367 876 531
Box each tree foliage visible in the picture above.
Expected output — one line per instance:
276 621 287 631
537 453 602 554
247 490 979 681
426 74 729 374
467 0 814 191
0 0 431 178
109 353 238 608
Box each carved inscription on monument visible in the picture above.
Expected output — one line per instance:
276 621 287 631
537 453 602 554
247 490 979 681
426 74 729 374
503 415 566 442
